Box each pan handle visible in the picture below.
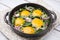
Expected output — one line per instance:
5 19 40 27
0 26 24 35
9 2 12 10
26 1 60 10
49 10 57 23
4 12 10 25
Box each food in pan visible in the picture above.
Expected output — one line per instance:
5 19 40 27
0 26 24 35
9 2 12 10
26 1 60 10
32 18 44 29
21 26 35 34
21 10 30 17
12 6 49 34
15 18 25 26
32 9 43 17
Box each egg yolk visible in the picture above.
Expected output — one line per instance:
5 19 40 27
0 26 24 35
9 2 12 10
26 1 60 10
32 9 43 17
22 26 35 34
32 18 44 29
21 10 30 17
15 18 25 26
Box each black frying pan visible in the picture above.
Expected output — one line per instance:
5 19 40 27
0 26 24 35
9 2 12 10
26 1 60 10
4 3 57 38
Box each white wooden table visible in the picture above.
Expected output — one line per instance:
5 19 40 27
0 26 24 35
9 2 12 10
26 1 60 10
0 0 60 40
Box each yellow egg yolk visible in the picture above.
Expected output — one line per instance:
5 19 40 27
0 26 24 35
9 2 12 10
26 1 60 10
21 10 30 17
32 18 44 29
15 18 25 26
22 26 35 34
32 9 43 17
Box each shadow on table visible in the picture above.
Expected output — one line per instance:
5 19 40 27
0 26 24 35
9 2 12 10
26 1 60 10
25 37 41 40
28 38 40 40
